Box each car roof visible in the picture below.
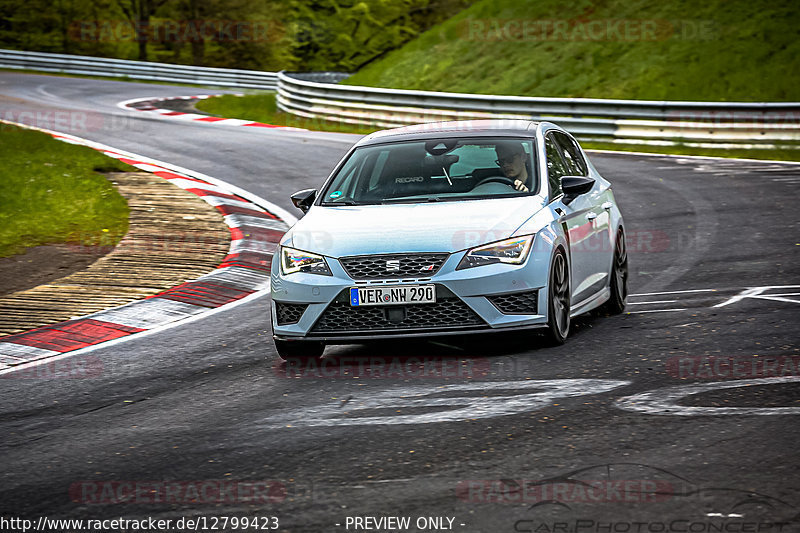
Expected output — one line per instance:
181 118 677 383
357 119 541 146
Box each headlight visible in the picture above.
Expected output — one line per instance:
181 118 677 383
280 246 332 276
456 235 534 270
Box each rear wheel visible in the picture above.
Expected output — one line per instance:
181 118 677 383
543 248 570 345
600 229 628 314
274 338 325 361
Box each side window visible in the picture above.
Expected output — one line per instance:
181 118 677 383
554 132 588 176
545 134 568 197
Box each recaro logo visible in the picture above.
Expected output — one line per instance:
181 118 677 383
395 176 424 183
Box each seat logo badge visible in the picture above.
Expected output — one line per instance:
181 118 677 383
386 260 401 272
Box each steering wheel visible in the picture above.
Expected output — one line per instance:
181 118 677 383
473 175 516 189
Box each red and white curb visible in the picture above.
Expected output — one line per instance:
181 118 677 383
0 119 298 376
118 94 306 131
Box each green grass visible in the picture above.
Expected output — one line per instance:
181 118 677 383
345 0 800 102
194 93 376 135
0 124 132 257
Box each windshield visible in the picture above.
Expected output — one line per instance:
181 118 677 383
319 137 539 205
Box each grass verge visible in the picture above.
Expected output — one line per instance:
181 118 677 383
0 123 133 257
194 92 376 135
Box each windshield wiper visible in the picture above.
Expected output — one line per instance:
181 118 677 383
321 199 359 206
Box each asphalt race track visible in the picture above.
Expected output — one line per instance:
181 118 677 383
1 72 799 533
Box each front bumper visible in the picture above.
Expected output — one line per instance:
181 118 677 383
270 249 551 342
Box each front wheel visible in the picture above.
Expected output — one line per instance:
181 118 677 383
543 249 570 345
599 228 628 315
274 338 325 361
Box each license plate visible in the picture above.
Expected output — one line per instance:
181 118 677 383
350 285 436 306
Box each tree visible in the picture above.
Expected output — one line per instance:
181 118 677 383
117 0 173 61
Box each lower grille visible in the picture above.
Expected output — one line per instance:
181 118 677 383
275 302 308 325
487 290 538 314
311 287 483 334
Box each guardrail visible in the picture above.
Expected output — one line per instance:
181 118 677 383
0 49 278 90
2 49 797 147
277 72 800 148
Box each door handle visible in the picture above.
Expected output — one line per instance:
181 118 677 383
601 202 613 210
586 212 598 221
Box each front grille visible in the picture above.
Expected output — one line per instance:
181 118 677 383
340 253 449 279
487 290 538 314
311 286 484 334
275 302 308 325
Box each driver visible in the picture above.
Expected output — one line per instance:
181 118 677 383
494 141 530 192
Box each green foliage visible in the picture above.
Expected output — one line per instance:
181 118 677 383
345 0 800 101
0 0 472 71
0 125 132 257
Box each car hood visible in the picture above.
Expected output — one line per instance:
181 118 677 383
282 196 545 257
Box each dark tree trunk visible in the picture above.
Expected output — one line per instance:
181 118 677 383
189 0 204 65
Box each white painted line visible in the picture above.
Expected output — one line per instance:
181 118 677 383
261 379 631 427
749 295 800 304
616 376 800 416
628 300 678 305
630 289 718 297
714 285 800 308
626 308 688 314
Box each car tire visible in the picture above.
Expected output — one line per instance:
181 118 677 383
274 339 325 361
599 228 628 315
543 248 570 346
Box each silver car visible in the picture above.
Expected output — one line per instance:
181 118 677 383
271 120 628 360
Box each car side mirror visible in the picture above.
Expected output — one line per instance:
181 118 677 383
561 176 595 205
290 188 317 213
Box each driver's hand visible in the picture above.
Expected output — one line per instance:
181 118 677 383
513 179 529 192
